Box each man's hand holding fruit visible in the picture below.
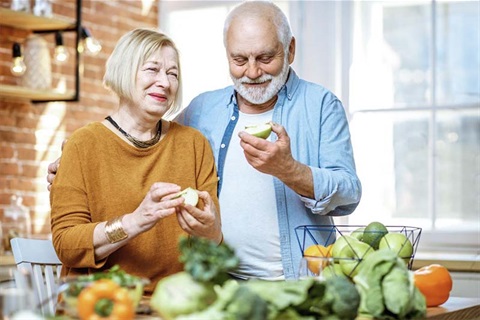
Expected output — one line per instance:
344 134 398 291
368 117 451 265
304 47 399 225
239 122 314 198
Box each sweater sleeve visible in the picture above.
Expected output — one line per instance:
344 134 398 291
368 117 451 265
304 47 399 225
50 134 105 269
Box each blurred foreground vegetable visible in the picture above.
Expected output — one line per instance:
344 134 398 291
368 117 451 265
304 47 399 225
150 236 239 319
353 249 426 319
77 279 134 320
151 236 360 320
414 264 452 307
60 265 147 318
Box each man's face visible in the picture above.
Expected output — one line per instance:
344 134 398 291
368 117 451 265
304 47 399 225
226 18 290 105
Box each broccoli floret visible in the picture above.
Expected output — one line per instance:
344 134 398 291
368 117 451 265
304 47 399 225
324 276 360 320
179 236 239 285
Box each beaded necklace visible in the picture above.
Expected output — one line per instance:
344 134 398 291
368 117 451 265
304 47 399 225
105 116 162 148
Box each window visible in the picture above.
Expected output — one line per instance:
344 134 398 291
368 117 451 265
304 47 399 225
348 0 479 252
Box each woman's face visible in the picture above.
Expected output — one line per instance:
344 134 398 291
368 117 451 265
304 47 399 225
132 46 179 118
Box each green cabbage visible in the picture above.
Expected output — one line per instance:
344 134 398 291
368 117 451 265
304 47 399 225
150 271 216 320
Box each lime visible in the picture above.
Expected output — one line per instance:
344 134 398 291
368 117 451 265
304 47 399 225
245 123 272 139
362 221 388 249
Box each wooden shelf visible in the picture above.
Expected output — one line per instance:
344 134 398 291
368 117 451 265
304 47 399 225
0 84 76 102
0 2 80 103
0 7 75 31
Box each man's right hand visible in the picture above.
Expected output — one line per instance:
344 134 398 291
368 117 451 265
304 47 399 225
47 139 67 191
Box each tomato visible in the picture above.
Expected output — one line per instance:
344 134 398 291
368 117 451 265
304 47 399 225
414 264 453 307
77 279 135 320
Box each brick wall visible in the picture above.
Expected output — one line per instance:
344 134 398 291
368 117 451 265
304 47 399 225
0 0 159 238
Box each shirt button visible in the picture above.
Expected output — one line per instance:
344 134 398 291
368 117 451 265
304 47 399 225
231 116 236 121
220 144 226 148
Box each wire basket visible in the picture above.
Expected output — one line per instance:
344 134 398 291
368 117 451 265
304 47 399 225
295 225 422 277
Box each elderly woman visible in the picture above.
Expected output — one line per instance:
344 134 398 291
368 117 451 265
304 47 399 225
49 28 222 293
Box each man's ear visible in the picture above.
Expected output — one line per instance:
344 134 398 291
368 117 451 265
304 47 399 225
288 37 296 64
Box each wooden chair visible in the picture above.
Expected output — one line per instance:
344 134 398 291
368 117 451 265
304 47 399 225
10 237 62 317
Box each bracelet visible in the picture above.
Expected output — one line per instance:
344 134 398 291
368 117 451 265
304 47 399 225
104 215 128 243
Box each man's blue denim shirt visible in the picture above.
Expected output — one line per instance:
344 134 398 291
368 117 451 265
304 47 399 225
176 69 362 279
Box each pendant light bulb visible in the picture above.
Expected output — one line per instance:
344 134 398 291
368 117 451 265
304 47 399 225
85 37 102 55
54 31 69 62
11 42 26 76
80 27 102 56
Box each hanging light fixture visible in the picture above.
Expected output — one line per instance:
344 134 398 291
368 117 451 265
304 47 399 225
54 31 69 62
11 42 27 76
79 27 102 55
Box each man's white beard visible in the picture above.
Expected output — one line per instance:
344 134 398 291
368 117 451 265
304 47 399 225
232 57 290 105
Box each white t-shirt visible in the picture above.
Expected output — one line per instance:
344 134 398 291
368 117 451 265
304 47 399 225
220 109 283 279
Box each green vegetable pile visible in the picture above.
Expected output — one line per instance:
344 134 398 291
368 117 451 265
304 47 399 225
150 236 360 320
353 249 426 319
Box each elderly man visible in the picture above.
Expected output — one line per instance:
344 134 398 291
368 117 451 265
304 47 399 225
176 1 361 280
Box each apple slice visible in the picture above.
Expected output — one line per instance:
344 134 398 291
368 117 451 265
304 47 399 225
244 123 272 139
173 187 199 206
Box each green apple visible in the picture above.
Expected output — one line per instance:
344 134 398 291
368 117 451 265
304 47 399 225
174 187 199 206
244 123 272 139
362 221 388 249
378 233 413 263
331 235 357 260
322 264 344 279
350 227 365 241
338 239 373 278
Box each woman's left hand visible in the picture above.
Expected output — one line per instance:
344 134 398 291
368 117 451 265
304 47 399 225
175 190 222 244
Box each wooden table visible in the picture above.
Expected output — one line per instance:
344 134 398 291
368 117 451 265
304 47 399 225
426 297 480 319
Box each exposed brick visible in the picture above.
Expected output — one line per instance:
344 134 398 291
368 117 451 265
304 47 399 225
0 145 14 159
0 0 159 235
0 162 19 175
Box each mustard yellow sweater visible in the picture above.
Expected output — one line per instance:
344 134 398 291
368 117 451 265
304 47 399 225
50 121 218 292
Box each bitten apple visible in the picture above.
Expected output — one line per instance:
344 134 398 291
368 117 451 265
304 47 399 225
244 123 272 139
174 187 199 207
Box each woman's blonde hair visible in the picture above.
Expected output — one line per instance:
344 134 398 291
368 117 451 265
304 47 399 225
103 28 183 117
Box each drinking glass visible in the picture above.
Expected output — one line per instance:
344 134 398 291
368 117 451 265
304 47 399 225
0 266 36 320
297 256 334 280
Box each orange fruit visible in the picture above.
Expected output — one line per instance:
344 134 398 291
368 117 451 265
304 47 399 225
304 244 331 257
303 244 333 275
